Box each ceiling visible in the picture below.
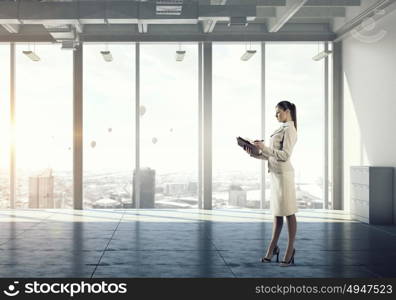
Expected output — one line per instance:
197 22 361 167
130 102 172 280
0 0 395 43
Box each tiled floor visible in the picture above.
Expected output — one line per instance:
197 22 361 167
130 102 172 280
0 209 395 278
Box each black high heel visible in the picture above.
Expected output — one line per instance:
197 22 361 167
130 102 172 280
261 246 280 263
280 249 295 267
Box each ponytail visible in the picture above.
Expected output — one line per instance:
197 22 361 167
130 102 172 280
276 101 297 130
290 103 297 130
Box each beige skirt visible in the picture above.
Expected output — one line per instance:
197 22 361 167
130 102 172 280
270 171 298 216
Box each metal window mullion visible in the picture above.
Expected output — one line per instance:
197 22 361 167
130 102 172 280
332 41 343 210
203 42 212 210
73 44 83 210
260 42 266 210
324 42 329 210
135 42 141 209
198 42 203 210
10 43 16 209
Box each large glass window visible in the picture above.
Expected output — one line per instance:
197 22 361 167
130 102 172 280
4 41 328 211
83 43 135 209
15 44 73 208
266 42 325 209
0 44 10 208
213 43 262 209
140 43 198 208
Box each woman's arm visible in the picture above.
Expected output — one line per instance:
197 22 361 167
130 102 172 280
249 153 268 160
258 127 297 162
243 145 268 160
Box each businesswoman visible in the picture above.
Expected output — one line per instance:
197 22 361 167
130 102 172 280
245 101 298 267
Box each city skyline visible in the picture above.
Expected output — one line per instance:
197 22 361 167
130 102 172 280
1 166 324 210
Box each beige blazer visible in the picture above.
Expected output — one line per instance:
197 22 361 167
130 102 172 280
251 121 297 174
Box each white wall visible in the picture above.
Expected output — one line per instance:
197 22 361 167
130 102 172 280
342 7 396 223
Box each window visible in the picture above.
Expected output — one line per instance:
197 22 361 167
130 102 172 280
266 43 325 209
213 43 262 209
5 41 328 211
83 43 135 209
140 43 198 208
0 44 10 208
15 44 73 208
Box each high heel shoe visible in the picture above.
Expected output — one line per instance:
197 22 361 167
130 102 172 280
279 249 295 267
260 246 280 263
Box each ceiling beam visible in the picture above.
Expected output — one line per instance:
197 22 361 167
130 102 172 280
294 7 346 18
1 24 20 33
80 30 336 42
199 5 257 18
224 0 359 5
268 0 308 32
256 7 277 18
304 0 361 6
0 22 335 42
216 0 286 5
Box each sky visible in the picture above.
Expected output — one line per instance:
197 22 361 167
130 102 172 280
0 42 325 185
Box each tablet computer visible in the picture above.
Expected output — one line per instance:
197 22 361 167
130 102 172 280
236 136 261 156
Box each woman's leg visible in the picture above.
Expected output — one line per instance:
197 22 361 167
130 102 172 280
283 214 297 261
265 216 283 258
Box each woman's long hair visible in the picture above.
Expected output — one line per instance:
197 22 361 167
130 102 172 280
277 101 297 130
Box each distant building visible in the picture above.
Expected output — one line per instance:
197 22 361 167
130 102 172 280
228 184 247 207
155 186 164 194
187 182 198 194
132 168 155 208
164 183 186 196
29 169 54 208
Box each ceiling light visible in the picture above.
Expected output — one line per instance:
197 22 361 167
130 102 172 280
241 50 256 61
176 50 186 62
23 50 40 62
312 50 332 61
101 50 113 62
